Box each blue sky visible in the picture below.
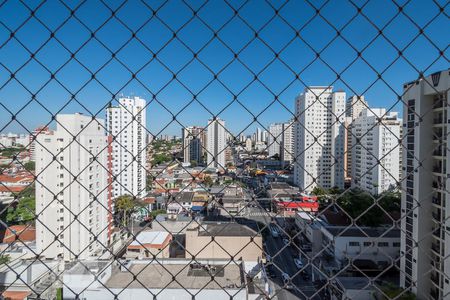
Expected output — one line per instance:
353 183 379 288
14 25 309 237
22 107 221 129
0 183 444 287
0 0 448 137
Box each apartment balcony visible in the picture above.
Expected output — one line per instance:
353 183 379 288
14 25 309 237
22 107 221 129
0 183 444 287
432 197 442 206
433 99 446 110
432 181 445 191
430 287 441 300
432 167 446 177
432 227 441 239
431 242 441 256
432 211 441 222
430 273 441 288
432 149 447 158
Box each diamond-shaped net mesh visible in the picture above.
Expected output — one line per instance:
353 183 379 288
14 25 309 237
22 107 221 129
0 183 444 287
0 0 448 299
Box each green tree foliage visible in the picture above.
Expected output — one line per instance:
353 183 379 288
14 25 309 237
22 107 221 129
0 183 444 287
0 254 10 265
379 282 416 300
0 147 25 158
114 195 143 226
151 153 172 166
149 209 166 219
203 176 213 187
23 161 35 171
336 189 400 227
190 160 198 167
6 197 35 224
18 185 35 198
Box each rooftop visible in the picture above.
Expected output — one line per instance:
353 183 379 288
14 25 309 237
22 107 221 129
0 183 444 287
106 263 243 290
324 226 400 238
174 192 195 203
334 276 372 290
65 261 110 275
129 231 171 247
194 222 257 237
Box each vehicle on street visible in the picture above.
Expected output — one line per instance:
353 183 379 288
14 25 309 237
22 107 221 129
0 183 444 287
281 273 294 290
282 238 289 246
301 271 311 281
294 258 303 269
270 225 280 238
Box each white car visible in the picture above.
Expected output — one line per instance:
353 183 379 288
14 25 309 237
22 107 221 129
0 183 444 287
281 272 293 289
294 258 303 269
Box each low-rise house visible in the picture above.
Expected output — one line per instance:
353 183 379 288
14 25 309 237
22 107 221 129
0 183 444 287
167 192 194 216
295 211 400 271
126 231 172 259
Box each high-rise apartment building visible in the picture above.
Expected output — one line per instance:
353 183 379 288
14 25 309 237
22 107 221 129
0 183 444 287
106 97 147 199
294 86 346 192
281 120 294 165
182 126 205 165
206 118 226 169
351 108 401 195
35 114 110 260
29 126 50 161
268 123 283 158
345 96 368 181
268 121 294 164
245 138 253 152
400 70 450 300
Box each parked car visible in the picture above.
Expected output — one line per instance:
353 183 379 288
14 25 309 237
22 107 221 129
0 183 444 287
281 273 293 289
270 225 280 238
282 238 289 246
301 271 311 281
294 258 303 269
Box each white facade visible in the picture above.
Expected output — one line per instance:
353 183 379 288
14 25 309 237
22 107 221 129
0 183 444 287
294 87 346 192
206 118 226 169
345 96 368 180
281 120 294 164
107 97 147 199
245 138 252 152
351 108 401 195
35 114 110 260
268 123 283 158
400 70 450 300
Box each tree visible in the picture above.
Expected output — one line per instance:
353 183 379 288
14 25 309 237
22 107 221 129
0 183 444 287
0 254 10 265
7 197 35 224
190 160 198 167
151 153 172 165
23 161 35 171
203 176 213 187
311 186 327 196
115 195 142 226
379 282 416 300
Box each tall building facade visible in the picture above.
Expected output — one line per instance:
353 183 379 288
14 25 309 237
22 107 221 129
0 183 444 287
345 96 368 180
268 123 283 158
206 118 226 169
35 114 110 260
400 70 450 300
29 126 50 161
281 120 294 165
294 87 346 192
106 97 147 199
351 108 401 195
182 126 204 165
